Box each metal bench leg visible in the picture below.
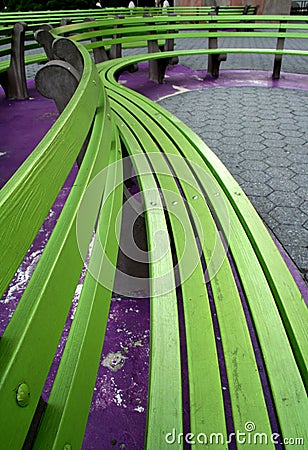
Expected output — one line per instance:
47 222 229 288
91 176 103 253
207 36 227 78
273 21 286 79
0 22 28 100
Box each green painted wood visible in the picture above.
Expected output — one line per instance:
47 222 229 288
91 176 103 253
108 87 274 446
100 58 307 447
32 120 123 449
0 45 99 299
56 21 308 44
113 115 183 449
0 48 109 448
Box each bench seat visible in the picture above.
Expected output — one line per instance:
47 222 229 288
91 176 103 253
52 14 308 81
97 52 307 448
0 17 307 449
0 39 123 448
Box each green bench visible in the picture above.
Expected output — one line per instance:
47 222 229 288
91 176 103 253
50 14 308 82
98 47 308 449
3 9 295 99
0 38 123 448
0 21 49 99
0 21 307 450
0 6 259 27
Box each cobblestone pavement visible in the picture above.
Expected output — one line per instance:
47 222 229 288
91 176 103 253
158 87 308 280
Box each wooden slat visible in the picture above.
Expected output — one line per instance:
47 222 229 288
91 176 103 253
32 119 123 449
108 88 274 446
0 45 99 299
102 69 307 447
0 53 110 449
112 113 183 449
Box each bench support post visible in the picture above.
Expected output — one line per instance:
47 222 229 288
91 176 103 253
207 14 227 78
146 14 178 84
109 15 125 60
0 22 28 100
272 21 287 79
35 37 86 167
84 17 109 64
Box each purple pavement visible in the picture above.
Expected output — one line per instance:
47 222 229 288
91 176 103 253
0 80 59 190
1 66 307 450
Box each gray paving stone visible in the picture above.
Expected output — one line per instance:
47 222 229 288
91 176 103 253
158 86 308 274
260 132 284 141
265 147 292 157
239 142 267 152
217 154 244 166
285 145 308 156
241 181 273 197
238 150 267 161
248 196 275 215
240 170 271 183
283 246 308 270
263 139 288 149
241 160 269 171
292 173 308 187
275 224 308 246
279 129 305 138
258 213 280 231
267 191 302 208
299 201 308 215
290 163 307 175
265 167 296 179
269 207 306 226
284 136 307 146
265 156 292 167
266 177 298 192
295 186 308 200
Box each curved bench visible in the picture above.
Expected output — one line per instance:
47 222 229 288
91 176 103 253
0 38 123 448
0 5 258 27
2 12 307 98
97 50 307 448
51 14 308 81
0 19 307 450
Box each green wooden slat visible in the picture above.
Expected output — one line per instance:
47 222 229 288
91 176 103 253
113 115 183 449
108 89 274 446
32 120 123 449
71 26 308 44
0 49 107 448
101 63 307 447
0 45 99 299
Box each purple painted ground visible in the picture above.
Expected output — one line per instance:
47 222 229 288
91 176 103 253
0 80 150 450
118 63 308 102
1 66 307 450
